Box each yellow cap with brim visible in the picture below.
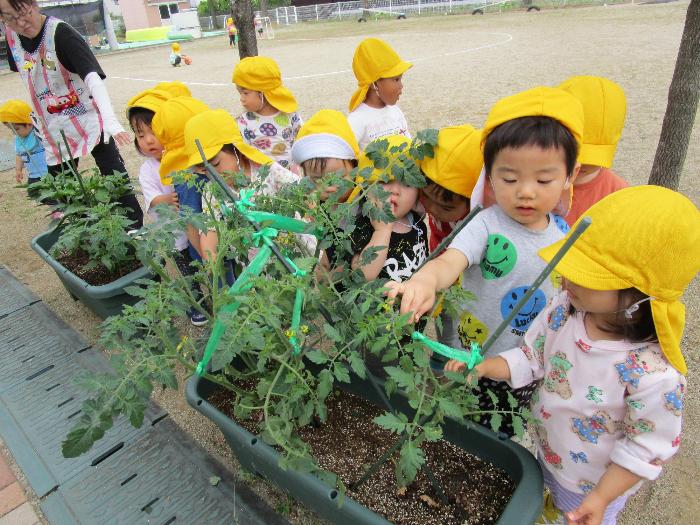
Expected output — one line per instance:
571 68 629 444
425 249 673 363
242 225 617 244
421 124 482 198
126 88 173 117
348 135 414 203
233 56 298 114
349 38 412 112
184 109 273 169
0 99 32 125
154 81 192 98
482 86 584 148
291 109 360 165
538 185 700 375
559 76 626 168
152 96 210 183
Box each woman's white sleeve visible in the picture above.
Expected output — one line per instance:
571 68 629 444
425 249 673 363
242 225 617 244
84 72 124 141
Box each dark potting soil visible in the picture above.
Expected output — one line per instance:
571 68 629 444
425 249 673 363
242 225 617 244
210 385 515 525
56 248 141 286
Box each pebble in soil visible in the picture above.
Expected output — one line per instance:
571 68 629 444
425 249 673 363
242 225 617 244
211 385 515 525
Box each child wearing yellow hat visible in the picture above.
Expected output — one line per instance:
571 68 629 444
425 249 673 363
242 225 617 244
387 86 584 435
183 109 300 264
233 56 302 172
226 17 237 47
447 185 700 524
347 38 412 151
0 99 47 199
560 76 628 227
126 88 207 326
347 135 427 283
169 42 191 67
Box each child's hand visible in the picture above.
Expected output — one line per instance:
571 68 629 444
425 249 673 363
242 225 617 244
384 275 437 324
15 169 24 183
165 192 179 210
444 359 466 374
566 491 607 525
370 216 394 234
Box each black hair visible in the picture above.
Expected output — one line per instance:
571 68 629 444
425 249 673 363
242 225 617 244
127 106 155 155
4 0 33 12
301 157 358 177
483 116 578 177
423 180 469 203
569 288 658 343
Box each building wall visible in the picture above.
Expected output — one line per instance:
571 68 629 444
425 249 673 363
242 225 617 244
120 0 191 31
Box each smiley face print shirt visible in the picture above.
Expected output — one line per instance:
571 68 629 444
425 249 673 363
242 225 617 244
448 205 567 359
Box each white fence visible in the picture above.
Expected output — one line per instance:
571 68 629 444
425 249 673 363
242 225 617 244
262 0 493 25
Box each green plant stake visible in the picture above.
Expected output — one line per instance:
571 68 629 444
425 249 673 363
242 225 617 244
196 244 274 376
414 204 482 272
288 288 305 355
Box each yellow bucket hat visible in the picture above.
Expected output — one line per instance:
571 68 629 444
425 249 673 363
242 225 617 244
291 109 360 165
348 135 415 203
232 56 298 113
349 38 412 112
559 76 626 168
0 99 32 124
482 86 584 148
184 109 273 169
152 96 210 183
421 124 483 198
539 185 700 375
126 88 173 117
154 81 192 98
171 42 180 52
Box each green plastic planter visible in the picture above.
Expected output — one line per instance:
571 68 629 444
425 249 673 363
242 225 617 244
186 369 543 525
30 228 153 319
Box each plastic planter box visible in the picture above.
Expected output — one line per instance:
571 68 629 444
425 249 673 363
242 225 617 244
31 228 153 319
186 370 543 525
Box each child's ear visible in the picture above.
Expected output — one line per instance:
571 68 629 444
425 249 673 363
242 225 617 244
564 162 581 190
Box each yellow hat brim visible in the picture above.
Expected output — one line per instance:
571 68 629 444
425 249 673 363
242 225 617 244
186 139 273 169
538 236 631 291
159 147 188 183
578 142 617 168
264 85 298 113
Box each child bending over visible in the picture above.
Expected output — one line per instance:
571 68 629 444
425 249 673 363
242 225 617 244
446 186 699 525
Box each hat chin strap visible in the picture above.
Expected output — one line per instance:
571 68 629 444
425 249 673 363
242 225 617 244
620 296 655 319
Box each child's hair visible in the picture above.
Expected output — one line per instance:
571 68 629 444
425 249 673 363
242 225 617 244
483 116 578 177
128 106 155 155
422 180 469 204
301 157 358 175
570 288 658 343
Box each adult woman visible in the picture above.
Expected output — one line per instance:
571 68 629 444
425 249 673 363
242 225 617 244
0 0 142 225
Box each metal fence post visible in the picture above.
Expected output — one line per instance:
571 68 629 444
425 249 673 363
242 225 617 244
418 0 421 15
294 6 298 23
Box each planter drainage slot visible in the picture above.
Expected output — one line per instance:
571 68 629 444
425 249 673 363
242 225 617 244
161 517 177 525
329 490 339 500
67 410 81 419
21 354 36 363
91 442 124 466
141 497 160 513
57 396 74 408
46 383 61 392
251 437 258 445
151 413 169 426
26 364 54 381
120 473 138 486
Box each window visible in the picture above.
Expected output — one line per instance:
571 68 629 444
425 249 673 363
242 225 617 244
158 4 179 20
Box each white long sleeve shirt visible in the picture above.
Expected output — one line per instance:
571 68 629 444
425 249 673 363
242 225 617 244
499 292 685 495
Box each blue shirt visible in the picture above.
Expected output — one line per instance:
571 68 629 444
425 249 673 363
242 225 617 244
15 130 47 180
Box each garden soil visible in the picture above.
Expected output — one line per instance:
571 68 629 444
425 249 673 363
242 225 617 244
1 3 698 524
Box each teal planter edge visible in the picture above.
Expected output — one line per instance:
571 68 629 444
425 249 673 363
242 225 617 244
30 227 153 319
186 371 543 525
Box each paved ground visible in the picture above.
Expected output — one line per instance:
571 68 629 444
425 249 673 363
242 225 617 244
0 443 43 525
0 3 698 524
